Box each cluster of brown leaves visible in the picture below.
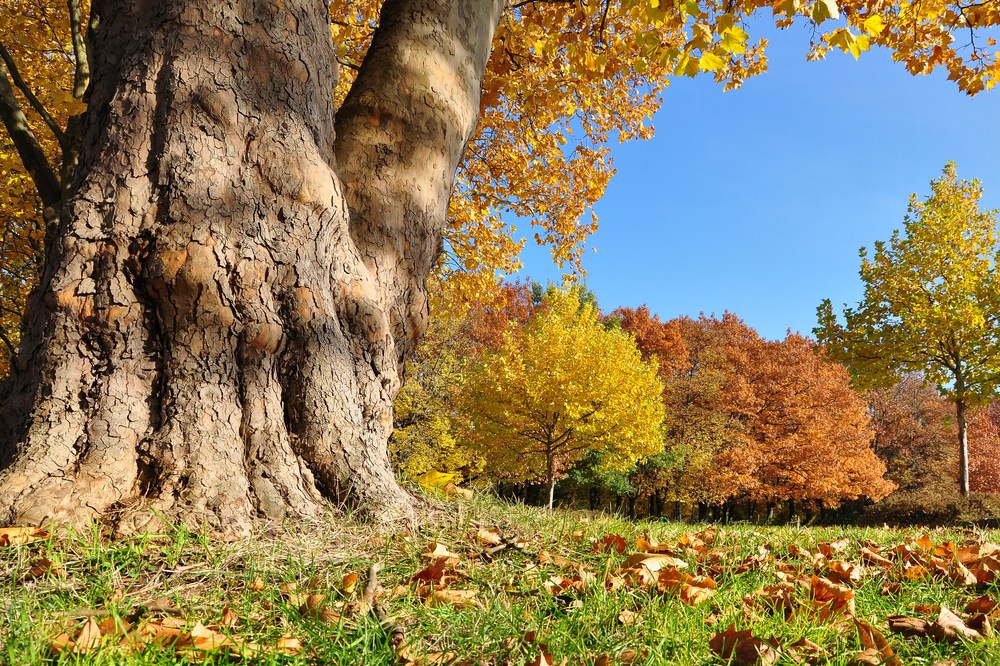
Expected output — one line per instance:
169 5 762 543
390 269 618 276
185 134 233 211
49 608 302 659
711 533 1000 665
0 526 373 662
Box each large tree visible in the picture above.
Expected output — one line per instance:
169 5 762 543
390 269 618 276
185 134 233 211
817 164 1000 497
1 0 998 531
0 0 502 531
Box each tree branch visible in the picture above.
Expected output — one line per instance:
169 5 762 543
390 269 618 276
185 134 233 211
0 42 68 147
334 0 504 354
0 57 62 209
67 0 90 99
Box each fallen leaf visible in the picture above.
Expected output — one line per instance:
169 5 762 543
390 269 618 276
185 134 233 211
810 576 855 618
593 534 628 554
826 560 863 586
218 606 238 628
818 539 849 557
617 610 640 626
424 542 462 561
622 553 687 571
850 648 883 665
967 612 993 638
965 595 998 615
426 589 480 609
859 547 893 567
0 526 49 547
786 637 825 663
709 626 779 665
73 617 103 654
928 606 987 642
854 618 900 666
340 573 360 594
27 557 63 578
475 528 503 547
300 593 343 623
744 583 796 619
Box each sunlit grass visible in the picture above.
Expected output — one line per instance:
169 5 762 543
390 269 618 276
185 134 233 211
1 492 998 665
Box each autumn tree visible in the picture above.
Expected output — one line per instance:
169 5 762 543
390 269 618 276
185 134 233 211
867 374 958 495
390 281 534 482
620 311 891 516
1 0 999 531
817 163 1000 497
736 333 894 509
461 286 664 510
969 402 1000 495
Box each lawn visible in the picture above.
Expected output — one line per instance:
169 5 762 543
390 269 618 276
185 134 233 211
2 493 998 665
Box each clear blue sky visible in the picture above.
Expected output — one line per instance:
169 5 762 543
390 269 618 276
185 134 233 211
513 25 1000 341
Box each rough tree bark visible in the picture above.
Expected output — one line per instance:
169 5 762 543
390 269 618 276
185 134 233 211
0 0 502 533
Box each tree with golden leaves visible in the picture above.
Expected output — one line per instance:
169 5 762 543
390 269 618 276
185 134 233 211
817 163 1000 497
462 286 665 510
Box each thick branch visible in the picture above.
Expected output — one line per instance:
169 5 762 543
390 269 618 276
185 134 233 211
0 58 61 208
67 0 90 99
334 0 503 353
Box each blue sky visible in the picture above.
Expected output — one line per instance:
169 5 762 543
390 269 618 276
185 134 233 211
513 24 1000 341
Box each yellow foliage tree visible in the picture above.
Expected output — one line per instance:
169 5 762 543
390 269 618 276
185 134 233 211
817 163 1000 497
390 284 480 484
462 286 665 510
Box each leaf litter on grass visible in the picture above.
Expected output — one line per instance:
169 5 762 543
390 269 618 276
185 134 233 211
3 501 1000 665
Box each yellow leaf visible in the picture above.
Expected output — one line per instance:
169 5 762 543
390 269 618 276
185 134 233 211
811 0 840 23
863 15 886 36
698 51 727 72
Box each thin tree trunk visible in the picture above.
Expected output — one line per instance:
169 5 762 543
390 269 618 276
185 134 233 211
957 396 970 496
546 450 555 511
0 0 503 532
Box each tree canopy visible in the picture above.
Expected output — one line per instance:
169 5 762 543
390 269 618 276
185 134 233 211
462 286 665 509
621 310 894 511
4 0 1000 373
816 163 1000 496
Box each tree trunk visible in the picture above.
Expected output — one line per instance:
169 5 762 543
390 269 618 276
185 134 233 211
957 396 970 497
545 450 556 511
0 0 502 532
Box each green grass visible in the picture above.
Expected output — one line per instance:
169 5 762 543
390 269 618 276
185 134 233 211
2 493 999 665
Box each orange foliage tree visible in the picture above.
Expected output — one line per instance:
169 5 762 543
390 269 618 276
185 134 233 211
969 402 1000 494
867 374 958 495
618 309 893 515
736 333 895 508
